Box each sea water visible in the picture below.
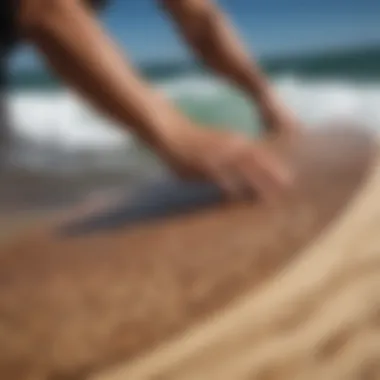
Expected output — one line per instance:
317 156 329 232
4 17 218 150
5 45 380 175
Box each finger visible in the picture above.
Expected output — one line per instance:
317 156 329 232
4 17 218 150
221 151 270 202
237 150 285 203
241 160 278 203
208 164 246 201
252 145 294 189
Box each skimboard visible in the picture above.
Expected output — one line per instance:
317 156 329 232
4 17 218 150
0 126 379 380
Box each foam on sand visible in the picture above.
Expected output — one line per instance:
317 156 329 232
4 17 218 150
0 126 379 380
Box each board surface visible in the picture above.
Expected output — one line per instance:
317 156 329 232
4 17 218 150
0 126 378 380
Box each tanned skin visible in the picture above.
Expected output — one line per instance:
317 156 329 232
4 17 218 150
16 0 298 201
160 0 298 134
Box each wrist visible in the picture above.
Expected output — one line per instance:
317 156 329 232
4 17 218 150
248 82 289 119
245 77 276 105
136 106 194 158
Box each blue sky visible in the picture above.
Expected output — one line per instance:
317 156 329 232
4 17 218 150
11 0 380 69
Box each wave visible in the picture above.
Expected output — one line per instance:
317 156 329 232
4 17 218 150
4 73 380 173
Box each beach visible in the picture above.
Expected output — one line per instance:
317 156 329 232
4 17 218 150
1 0 380 375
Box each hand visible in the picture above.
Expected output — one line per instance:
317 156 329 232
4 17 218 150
159 125 293 202
256 92 301 136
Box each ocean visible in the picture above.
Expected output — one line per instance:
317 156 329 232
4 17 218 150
2 45 380 211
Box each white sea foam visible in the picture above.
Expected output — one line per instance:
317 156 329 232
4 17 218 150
4 74 380 172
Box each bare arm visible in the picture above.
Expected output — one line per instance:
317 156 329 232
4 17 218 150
17 0 192 152
160 0 298 133
160 0 273 100
12 0 292 200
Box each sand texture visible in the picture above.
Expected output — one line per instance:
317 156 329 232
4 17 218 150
0 126 379 380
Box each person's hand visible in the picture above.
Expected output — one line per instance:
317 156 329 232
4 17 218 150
260 107 300 136
255 91 301 136
159 125 293 202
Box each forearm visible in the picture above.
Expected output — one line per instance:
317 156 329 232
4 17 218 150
19 0 190 151
161 0 273 102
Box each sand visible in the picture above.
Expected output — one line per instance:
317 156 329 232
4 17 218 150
0 126 379 380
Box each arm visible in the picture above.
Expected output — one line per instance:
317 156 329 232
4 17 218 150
160 0 271 101
14 0 291 200
160 0 297 132
17 0 192 152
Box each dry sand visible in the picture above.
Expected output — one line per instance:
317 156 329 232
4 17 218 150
0 126 379 380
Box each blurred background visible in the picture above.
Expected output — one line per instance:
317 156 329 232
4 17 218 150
2 0 380 214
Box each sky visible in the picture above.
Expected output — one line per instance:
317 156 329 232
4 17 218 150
11 0 380 69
